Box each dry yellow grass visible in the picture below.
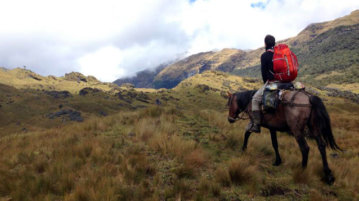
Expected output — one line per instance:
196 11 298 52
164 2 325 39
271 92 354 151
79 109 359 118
175 70 260 93
0 69 359 201
0 68 119 94
0 68 158 95
314 71 344 81
327 83 359 94
227 157 257 185
1 95 358 200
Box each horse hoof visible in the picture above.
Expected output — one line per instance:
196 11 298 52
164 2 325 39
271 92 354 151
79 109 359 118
273 160 282 166
327 176 335 185
324 174 335 185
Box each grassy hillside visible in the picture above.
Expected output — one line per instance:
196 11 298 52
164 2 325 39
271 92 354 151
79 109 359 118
0 68 120 94
295 24 359 84
1 71 359 201
233 22 359 93
137 10 359 92
0 69 158 135
231 10 359 93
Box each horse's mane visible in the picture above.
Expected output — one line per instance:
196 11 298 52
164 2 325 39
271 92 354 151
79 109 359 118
234 90 257 111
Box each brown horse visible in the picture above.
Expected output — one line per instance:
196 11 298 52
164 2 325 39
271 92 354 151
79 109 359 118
227 90 341 185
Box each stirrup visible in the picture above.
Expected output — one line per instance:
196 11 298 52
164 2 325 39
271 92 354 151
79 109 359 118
249 124 261 133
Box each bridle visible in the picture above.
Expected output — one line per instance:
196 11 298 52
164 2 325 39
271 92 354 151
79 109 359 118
228 94 250 122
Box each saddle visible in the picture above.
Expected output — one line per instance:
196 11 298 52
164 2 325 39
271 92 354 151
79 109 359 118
262 82 305 112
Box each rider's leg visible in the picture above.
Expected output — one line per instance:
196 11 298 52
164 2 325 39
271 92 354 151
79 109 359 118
250 84 266 133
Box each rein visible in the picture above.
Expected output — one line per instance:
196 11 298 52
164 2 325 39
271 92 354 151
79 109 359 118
227 110 249 122
238 110 250 120
228 101 250 122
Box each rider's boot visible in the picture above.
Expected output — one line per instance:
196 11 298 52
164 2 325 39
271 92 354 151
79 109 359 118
249 110 261 133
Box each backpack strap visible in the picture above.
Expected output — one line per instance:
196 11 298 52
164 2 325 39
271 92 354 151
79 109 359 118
267 48 275 76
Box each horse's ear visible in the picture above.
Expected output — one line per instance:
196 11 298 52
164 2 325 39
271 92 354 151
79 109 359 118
227 91 232 97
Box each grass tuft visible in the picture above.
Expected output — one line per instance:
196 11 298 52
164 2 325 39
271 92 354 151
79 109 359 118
227 158 256 185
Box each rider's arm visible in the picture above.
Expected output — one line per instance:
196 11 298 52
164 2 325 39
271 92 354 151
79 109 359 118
260 52 274 83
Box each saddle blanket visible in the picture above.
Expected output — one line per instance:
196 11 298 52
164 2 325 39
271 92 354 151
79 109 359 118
262 82 305 112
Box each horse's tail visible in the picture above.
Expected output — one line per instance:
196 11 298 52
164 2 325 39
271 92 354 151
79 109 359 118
309 95 342 151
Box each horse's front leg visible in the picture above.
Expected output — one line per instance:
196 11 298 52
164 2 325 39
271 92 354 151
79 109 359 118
242 131 252 151
270 129 282 166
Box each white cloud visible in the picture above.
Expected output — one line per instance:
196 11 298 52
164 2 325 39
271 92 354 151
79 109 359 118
0 0 358 81
180 0 359 53
78 46 124 82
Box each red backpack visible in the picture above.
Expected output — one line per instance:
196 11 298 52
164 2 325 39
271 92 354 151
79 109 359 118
271 44 298 82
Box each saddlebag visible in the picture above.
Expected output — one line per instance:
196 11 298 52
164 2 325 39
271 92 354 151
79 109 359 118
262 88 279 112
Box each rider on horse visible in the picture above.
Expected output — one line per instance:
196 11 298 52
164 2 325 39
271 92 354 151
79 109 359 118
250 35 289 133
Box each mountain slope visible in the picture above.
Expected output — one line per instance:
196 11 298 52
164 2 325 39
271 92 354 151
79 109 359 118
153 49 251 88
113 64 167 88
145 10 359 90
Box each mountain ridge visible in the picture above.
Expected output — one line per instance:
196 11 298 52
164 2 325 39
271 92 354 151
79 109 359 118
0 67 120 94
115 9 359 91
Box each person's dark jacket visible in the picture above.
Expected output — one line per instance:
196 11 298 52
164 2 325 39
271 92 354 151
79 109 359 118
260 49 274 83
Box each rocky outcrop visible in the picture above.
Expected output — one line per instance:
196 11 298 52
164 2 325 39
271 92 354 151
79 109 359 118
79 87 101 96
47 109 83 122
28 73 42 81
319 87 359 103
45 90 72 99
116 90 150 103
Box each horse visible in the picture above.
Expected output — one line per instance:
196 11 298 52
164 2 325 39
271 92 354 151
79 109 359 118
227 89 341 185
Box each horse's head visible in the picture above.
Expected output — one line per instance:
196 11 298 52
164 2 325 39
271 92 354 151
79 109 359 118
227 90 257 123
227 92 240 123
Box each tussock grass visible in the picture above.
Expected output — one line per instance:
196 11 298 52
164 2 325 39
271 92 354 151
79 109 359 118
292 168 310 184
184 148 208 168
1 70 359 201
135 118 158 142
198 177 221 197
225 131 242 150
215 157 257 187
215 166 231 187
150 134 196 159
228 158 257 185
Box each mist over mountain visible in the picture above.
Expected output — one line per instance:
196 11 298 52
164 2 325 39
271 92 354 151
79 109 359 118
113 64 169 88
117 10 359 90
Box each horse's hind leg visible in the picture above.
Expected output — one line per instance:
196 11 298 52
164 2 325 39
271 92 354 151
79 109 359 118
295 136 310 168
315 136 335 185
242 131 252 151
270 129 281 166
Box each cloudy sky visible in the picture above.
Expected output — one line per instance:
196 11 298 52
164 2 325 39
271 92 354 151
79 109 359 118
0 0 358 82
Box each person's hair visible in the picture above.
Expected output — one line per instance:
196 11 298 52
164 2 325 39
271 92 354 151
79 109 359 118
264 35 275 49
